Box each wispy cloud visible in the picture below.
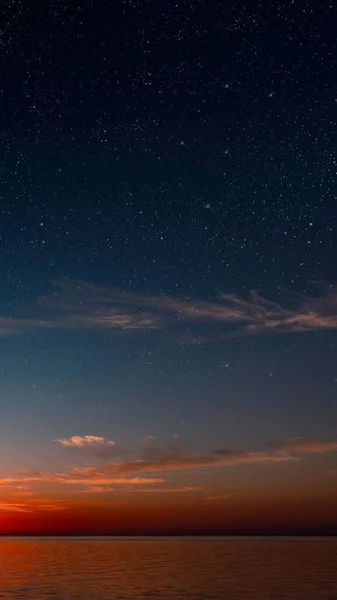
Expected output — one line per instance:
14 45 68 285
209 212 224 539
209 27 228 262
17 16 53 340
2 436 335 502
76 485 203 495
0 473 165 487
0 443 297 496
1 279 337 340
0 503 33 513
0 502 67 513
205 493 239 501
8 433 335 504
101 453 296 476
77 486 115 494
33 504 68 511
271 437 337 455
125 486 203 494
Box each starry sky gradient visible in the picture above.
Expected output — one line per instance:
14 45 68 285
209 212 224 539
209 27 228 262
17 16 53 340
0 0 336 534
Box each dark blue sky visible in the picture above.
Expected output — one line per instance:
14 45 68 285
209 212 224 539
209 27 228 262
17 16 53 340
0 0 336 532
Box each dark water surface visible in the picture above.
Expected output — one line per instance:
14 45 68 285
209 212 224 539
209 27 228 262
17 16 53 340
0 537 336 599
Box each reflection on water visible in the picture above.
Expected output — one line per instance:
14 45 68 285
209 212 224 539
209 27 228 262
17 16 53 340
0 537 336 599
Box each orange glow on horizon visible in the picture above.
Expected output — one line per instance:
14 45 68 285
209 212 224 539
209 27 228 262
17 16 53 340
2 491 337 536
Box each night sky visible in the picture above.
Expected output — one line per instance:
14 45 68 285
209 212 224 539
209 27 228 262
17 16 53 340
0 0 336 535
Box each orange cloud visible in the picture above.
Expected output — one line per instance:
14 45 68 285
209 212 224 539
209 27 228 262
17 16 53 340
9 435 336 509
1 449 296 493
0 473 164 487
53 435 298 478
124 486 203 494
0 503 33 513
0 502 67 513
77 485 203 494
77 486 115 494
0 441 298 502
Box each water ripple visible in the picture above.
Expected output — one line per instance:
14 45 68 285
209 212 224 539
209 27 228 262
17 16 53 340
0 538 336 599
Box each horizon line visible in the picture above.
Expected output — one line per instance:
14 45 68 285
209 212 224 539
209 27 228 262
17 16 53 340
2 533 337 538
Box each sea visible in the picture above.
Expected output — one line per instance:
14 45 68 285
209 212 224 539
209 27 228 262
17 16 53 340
0 537 336 599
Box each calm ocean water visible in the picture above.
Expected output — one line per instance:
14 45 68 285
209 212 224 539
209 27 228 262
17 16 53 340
0 537 336 599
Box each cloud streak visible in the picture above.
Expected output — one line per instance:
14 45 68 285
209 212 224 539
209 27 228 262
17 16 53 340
5 435 335 501
1 279 337 340
99 453 296 476
0 502 67 513
271 437 337 455
205 493 239 501
1 473 165 487
124 486 203 494
0 444 298 496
